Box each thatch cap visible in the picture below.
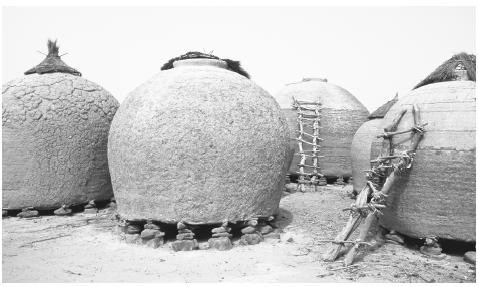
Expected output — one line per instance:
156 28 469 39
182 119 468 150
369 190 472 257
368 94 398 119
413 52 475 90
24 40 81 76
161 51 250 78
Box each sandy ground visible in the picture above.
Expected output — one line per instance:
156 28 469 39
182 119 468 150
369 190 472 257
2 185 476 283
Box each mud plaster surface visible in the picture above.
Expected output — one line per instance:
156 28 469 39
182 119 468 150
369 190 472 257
2 73 119 209
351 119 383 193
108 64 289 223
377 81 476 241
2 185 475 283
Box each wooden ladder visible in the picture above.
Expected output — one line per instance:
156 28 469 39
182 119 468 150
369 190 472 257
292 97 325 192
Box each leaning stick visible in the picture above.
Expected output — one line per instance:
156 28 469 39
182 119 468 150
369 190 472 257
322 185 369 261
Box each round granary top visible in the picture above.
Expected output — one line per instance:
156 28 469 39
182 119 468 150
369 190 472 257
107 58 289 224
274 78 368 111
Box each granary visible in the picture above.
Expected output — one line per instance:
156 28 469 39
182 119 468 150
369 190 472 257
350 95 398 195
378 53 476 243
2 40 119 215
107 52 289 251
274 78 369 183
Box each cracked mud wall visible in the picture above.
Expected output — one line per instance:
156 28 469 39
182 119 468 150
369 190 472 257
2 73 119 210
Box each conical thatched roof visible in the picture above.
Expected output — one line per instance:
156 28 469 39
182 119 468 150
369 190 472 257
368 94 398 119
161 51 250 78
25 40 81 76
413 52 475 90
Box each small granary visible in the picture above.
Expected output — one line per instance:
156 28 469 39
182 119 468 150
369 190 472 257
2 40 119 213
378 53 476 242
107 52 289 250
274 78 369 182
350 95 398 195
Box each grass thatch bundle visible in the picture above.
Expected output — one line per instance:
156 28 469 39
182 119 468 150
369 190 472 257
414 52 475 90
161 51 250 78
24 40 81 76
368 94 398 119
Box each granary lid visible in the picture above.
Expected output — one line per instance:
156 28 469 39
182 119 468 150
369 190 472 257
161 51 250 78
24 40 81 76
173 58 228 69
368 94 398 119
302 78 328 82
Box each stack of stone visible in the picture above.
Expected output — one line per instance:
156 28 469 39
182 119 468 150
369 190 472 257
240 218 263 245
318 177 327 186
53 205 72 216
209 222 233 251
171 222 198 251
83 200 98 214
140 220 165 248
17 207 39 218
124 222 142 244
335 176 345 186
384 230 405 245
420 237 445 259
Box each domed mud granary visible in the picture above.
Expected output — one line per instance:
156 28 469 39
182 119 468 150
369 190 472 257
378 53 476 242
108 52 290 224
274 78 369 179
350 95 398 194
2 40 119 210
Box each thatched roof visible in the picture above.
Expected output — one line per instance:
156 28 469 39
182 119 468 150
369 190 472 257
413 53 475 90
368 94 398 119
161 51 250 78
25 40 81 76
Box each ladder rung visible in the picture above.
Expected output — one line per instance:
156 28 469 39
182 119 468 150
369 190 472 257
296 131 323 140
296 138 321 146
295 154 324 158
297 163 320 168
294 106 322 112
293 100 322 105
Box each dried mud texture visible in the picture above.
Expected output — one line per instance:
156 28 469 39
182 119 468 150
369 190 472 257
2 73 119 210
351 119 383 193
275 79 369 177
378 81 476 242
108 59 290 224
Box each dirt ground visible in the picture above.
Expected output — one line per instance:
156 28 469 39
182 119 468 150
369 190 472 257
2 185 476 283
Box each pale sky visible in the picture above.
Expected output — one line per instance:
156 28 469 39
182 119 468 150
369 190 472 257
2 6 476 112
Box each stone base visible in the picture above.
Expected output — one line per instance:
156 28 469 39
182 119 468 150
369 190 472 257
208 237 233 251
240 233 263 245
17 210 39 218
385 233 404 245
171 239 198 251
420 246 446 259
464 251 476 265
54 207 72 216
258 225 273 235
